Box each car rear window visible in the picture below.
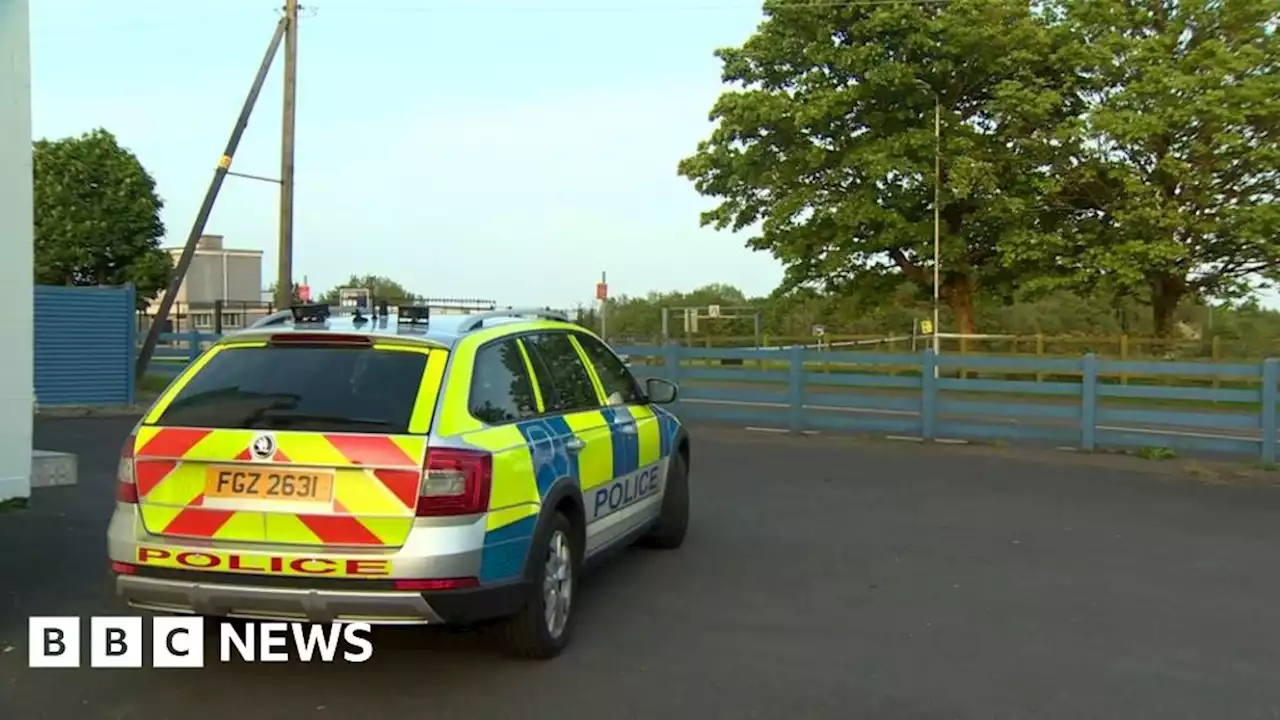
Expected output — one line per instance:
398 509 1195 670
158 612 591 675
156 345 429 434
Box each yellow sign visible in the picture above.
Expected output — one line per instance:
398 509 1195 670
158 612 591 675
920 319 934 334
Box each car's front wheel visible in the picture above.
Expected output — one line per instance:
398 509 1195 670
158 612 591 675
495 511 580 659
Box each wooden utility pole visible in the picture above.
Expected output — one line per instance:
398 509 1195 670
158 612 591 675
932 94 940 360
275 0 299 310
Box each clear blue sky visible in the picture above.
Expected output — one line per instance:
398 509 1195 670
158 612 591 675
30 0 783 308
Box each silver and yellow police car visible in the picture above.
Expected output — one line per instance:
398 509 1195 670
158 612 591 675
108 304 690 659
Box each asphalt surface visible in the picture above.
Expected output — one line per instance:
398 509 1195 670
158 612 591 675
6 417 1280 719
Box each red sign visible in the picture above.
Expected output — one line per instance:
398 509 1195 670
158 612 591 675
298 284 311 302
596 282 608 301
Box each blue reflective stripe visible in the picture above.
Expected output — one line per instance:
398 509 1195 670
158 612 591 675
479 515 536 583
601 406 639 477
655 407 674 458
516 416 579 497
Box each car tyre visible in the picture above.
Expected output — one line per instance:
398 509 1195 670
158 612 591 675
495 511 580 660
639 449 688 550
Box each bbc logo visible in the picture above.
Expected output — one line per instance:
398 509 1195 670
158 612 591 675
29 616 374 668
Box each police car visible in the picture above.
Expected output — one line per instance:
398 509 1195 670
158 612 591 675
108 304 689 659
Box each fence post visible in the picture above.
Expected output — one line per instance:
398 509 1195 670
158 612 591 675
1262 358 1277 464
214 299 224 335
788 344 804 434
922 349 936 440
1212 336 1222 390
188 325 200 363
1035 334 1045 383
1082 353 1098 451
1119 334 1130 385
664 343 681 387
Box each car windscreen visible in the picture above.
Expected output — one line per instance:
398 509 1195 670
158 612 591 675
156 345 429 434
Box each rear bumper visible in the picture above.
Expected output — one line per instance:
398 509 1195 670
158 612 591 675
116 571 529 626
108 501 535 625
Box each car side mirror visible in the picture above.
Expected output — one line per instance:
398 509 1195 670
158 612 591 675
645 377 678 405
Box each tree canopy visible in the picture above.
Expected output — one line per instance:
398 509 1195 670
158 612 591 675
1028 0 1280 336
678 0 1081 333
679 0 1280 336
33 128 172 305
318 275 417 304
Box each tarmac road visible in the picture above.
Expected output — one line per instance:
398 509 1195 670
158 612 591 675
4 417 1280 719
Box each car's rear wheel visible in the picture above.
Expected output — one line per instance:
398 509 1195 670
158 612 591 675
639 449 688 550
495 511 580 659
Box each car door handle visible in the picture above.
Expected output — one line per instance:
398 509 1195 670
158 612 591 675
564 437 585 453
617 422 638 434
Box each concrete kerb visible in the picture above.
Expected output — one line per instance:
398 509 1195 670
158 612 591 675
34 397 156 419
19 399 151 500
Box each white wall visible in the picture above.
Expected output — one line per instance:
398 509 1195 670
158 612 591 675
0 0 34 503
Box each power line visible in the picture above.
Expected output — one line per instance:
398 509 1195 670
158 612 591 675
308 0 951 13
37 0 950 20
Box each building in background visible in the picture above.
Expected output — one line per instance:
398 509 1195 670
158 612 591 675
147 234 269 331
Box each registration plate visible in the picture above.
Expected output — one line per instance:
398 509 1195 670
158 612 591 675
204 466 334 503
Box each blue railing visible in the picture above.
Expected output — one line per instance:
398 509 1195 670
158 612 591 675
140 329 223 377
137 333 1280 461
616 345 1280 463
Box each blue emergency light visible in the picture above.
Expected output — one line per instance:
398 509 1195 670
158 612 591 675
398 305 430 325
289 304 330 324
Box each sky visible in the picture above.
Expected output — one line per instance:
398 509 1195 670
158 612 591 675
28 0 784 309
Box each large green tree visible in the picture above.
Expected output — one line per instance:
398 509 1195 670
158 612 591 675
33 128 171 305
1033 0 1280 337
678 0 1083 332
319 274 416 304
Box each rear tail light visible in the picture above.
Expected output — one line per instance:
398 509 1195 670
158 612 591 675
115 433 138 504
416 448 492 517
111 561 136 575
392 577 478 591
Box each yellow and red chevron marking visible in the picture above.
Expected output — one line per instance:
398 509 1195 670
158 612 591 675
133 428 425 547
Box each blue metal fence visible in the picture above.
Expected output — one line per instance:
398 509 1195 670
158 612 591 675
135 332 1280 461
35 284 136 406
615 345 1280 463
142 327 223 378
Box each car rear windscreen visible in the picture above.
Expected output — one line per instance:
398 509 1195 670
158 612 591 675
156 345 429 434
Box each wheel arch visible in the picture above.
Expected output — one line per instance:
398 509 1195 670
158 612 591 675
520 478 586 580
674 425 691 471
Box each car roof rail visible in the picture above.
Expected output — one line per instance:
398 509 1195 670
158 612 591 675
458 307 569 333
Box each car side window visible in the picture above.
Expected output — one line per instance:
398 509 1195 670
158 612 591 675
574 333 644 406
469 338 540 425
522 332 601 414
